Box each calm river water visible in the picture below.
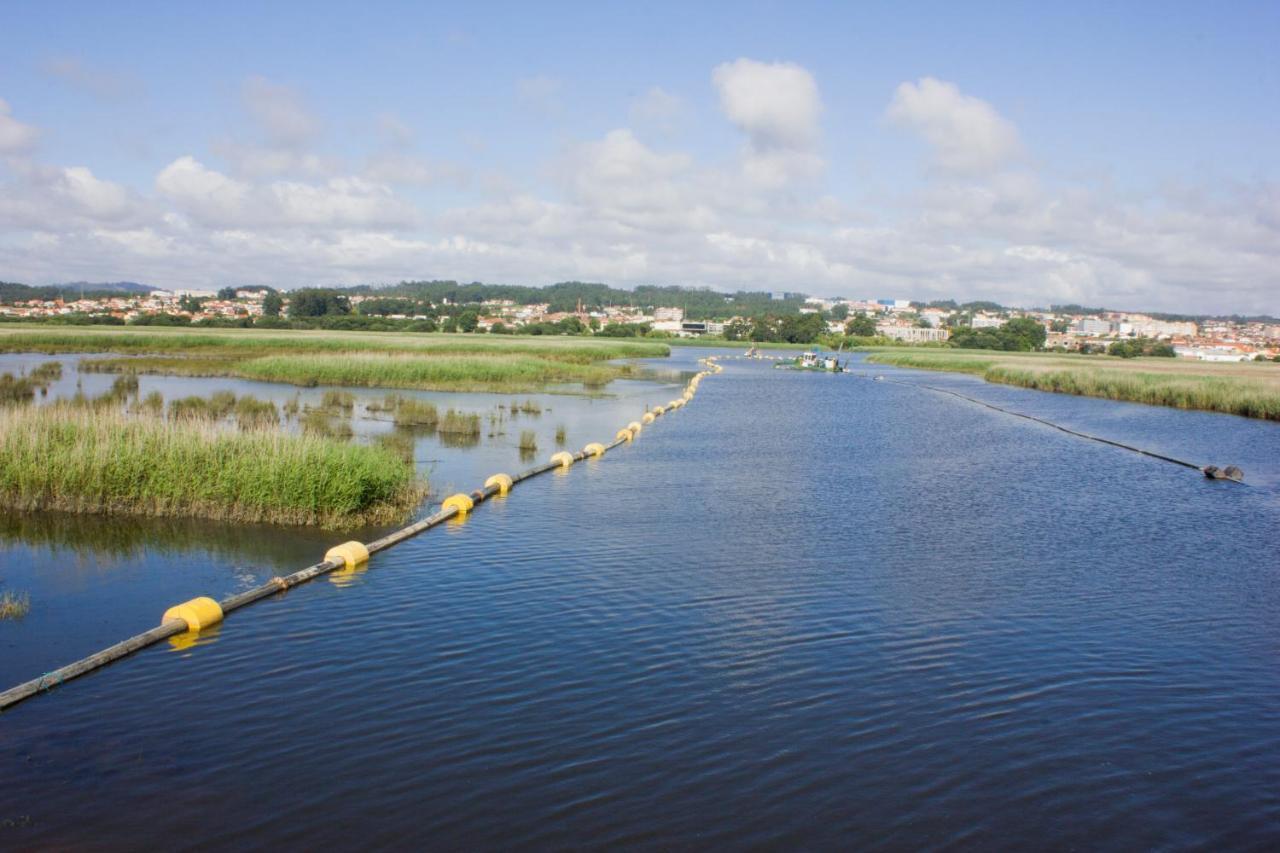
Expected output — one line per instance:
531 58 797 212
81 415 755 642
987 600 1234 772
2 348 1278 849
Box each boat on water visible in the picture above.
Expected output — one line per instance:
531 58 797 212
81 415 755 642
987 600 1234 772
776 350 845 372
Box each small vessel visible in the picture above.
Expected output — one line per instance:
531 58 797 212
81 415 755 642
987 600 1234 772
745 345 760 358
776 350 845 372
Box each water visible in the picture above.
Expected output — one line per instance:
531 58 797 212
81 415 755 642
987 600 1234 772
2 349 1278 849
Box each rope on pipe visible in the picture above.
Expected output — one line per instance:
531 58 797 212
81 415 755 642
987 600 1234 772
0 356 727 713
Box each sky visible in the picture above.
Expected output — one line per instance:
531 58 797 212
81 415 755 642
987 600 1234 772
1 1 1277 314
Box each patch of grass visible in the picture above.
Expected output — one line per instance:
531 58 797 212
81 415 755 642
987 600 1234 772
28 361 63 383
518 429 538 451
321 389 355 412
866 350 1280 420
169 391 237 421
234 396 280 430
0 325 666 359
300 410 353 440
136 390 165 416
0 590 30 620
0 373 37 405
0 405 422 526
6 326 666 392
391 397 439 428
555 424 567 446
438 408 481 436
374 430 416 462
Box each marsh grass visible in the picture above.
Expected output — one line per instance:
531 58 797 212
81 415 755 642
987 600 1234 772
518 429 538 451
320 389 355 412
438 409 481 436
0 373 37 404
867 350 1280 420
0 590 29 620
8 327 665 392
28 361 62 383
170 391 237 421
555 425 567 446
234 396 280 430
375 430 416 462
0 406 421 525
300 410 353 440
136 390 165 416
392 397 439 428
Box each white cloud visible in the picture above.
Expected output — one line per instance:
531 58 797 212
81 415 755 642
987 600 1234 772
886 77 1022 174
712 59 824 185
713 59 822 149
156 155 416 229
1 70 1277 316
0 98 39 154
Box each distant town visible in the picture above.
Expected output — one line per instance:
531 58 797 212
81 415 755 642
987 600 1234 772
1 281 1277 361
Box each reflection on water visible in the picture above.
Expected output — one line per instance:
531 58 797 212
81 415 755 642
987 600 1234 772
0 510 332 568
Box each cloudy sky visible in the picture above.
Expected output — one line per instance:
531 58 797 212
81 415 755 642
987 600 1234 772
2 1 1277 313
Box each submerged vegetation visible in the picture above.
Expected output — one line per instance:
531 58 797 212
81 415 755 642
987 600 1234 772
0 589 30 620
866 350 1280 420
0 406 422 525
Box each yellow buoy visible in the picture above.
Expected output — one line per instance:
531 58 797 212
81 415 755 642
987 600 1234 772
627 421 643 434
616 428 634 442
583 442 606 457
550 451 575 469
325 540 370 568
484 473 513 496
442 493 475 516
162 596 223 632
642 412 656 425
652 405 666 415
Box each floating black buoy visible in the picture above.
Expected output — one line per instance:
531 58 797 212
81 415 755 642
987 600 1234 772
1203 465 1244 482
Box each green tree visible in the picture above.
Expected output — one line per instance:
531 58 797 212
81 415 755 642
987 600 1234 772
830 304 850 320
287 289 351 318
845 313 877 337
216 287 238 300
262 291 283 317
723 319 751 341
456 309 480 333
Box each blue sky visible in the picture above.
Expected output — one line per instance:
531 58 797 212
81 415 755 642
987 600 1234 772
1 1 1277 313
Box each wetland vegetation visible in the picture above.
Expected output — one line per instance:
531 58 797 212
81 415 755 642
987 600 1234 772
0 326 667 393
866 349 1280 419
0 406 422 526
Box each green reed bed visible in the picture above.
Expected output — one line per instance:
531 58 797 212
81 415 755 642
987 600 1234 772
390 397 439 428
867 350 1280 420
0 406 422 525
235 353 625 392
0 326 667 363
0 373 38 404
79 351 632 392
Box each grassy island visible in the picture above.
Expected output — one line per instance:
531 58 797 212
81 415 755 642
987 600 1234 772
865 350 1280 420
0 326 668 392
0 406 424 526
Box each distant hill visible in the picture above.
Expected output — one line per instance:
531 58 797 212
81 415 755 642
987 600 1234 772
53 281 158 294
0 280 162 303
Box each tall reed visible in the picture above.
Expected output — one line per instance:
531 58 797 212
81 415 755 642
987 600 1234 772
0 406 422 525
